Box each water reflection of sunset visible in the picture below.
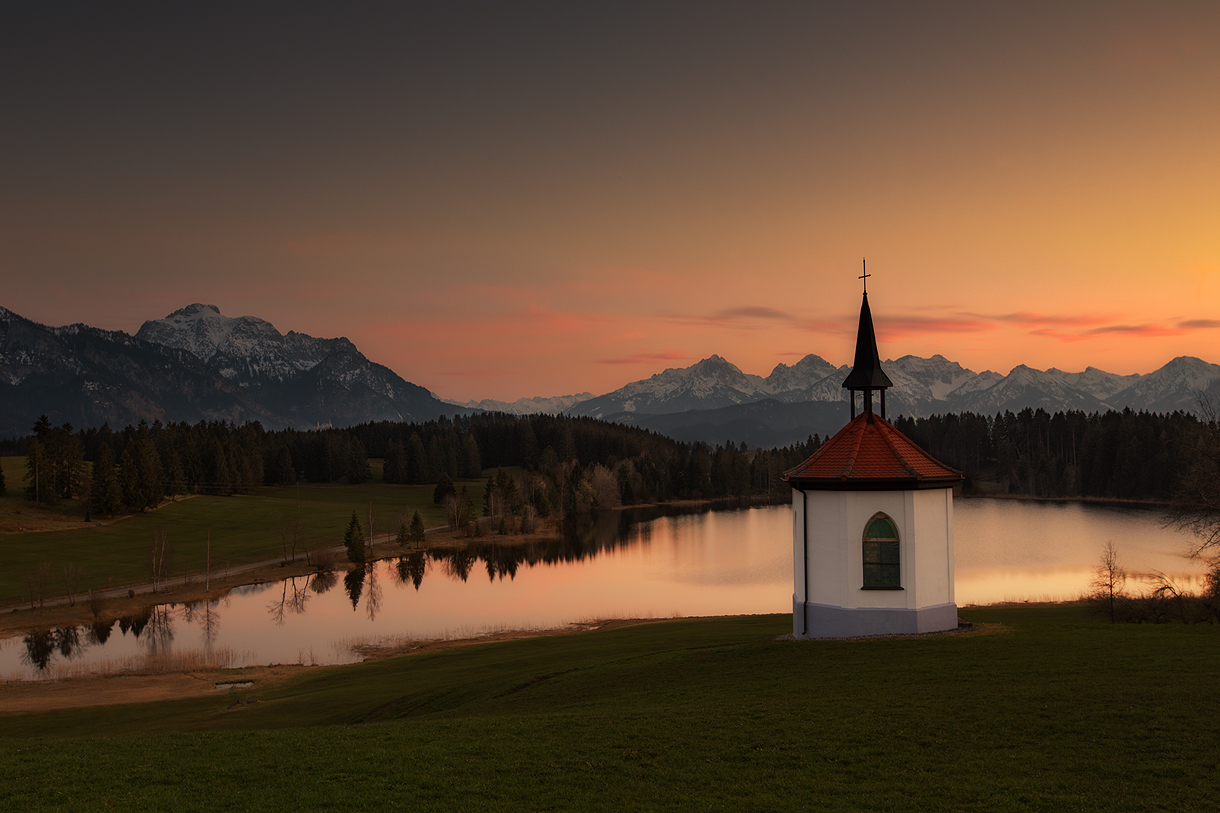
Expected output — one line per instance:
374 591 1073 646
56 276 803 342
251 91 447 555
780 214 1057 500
0 501 1205 680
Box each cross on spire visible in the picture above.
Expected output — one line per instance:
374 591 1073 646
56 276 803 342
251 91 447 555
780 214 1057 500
859 257 870 293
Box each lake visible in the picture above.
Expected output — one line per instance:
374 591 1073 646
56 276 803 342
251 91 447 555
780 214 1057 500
0 498 1207 680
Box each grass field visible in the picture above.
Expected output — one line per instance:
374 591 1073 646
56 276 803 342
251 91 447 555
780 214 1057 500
0 456 487 608
0 606 1217 811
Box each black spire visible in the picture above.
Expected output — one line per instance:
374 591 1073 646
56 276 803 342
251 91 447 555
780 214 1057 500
842 287 892 420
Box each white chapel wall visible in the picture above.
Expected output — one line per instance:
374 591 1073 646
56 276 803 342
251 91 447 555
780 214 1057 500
798 487 955 613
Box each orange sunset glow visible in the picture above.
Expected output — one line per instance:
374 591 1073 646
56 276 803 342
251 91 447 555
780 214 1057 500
3 2 1218 402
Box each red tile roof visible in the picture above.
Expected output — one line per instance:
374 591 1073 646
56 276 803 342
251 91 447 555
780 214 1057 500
783 412 962 490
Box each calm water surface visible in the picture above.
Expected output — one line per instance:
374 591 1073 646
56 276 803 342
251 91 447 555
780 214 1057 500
0 499 1204 680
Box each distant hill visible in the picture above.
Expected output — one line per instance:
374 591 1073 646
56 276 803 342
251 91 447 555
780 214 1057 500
0 304 466 437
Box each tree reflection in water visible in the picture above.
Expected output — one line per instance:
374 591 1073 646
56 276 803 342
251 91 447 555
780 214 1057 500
21 630 56 671
344 567 365 610
267 576 311 625
142 606 175 656
414 502 704 585
365 565 382 621
120 605 153 638
394 551 427 590
87 617 115 645
310 569 338 594
2 501 777 677
443 548 476 582
183 598 222 652
21 627 87 672
56 626 81 659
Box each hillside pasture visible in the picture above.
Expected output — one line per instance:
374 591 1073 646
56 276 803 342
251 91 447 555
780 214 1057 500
0 608 1216 811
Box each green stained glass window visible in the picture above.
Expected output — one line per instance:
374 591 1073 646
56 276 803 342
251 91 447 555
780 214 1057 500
863 514 901 589
864 517 898 540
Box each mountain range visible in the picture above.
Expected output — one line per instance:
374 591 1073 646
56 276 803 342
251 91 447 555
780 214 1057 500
3 303 1218 447
565 353 1220 446
0 304 464 438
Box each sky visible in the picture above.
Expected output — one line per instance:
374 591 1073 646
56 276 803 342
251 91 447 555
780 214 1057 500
3 1 1219 402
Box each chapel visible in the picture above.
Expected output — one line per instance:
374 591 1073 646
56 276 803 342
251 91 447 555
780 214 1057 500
783 283 963 638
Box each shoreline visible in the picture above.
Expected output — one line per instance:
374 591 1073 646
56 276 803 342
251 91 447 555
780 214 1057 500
957 492 1171 509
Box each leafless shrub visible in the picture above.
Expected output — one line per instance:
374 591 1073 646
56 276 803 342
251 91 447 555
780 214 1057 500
62 562 85 607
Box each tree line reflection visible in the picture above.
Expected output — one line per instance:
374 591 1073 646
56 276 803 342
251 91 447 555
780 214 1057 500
21 603 182 672
335 504 710 616
18 502 746 671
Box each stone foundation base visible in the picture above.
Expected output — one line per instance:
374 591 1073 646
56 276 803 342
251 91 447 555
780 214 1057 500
792 595 958 638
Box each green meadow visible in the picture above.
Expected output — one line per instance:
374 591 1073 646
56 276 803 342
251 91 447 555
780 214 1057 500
1 607 1217 811
0 455 486 607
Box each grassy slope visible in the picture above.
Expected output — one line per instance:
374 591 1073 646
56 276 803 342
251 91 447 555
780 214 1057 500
1 607 1217 811
0 456 487 607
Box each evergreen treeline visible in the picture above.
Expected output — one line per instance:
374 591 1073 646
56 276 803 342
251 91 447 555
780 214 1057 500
893 407 1207 500
11 407 1213 516
348 414 817 503
12 413 823 518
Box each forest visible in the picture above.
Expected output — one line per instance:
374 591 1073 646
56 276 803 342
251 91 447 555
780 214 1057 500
893 407 1210 500
4 406 1215 522
3 412 821 519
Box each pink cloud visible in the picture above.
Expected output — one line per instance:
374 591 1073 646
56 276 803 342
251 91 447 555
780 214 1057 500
1029 322 1193 342
980 312 1115 328
879 316 996 338
668 305 796 329
1086 324 1188 338
714 306 793 320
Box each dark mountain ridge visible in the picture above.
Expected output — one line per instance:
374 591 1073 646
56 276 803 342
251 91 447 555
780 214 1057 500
0 304 464 437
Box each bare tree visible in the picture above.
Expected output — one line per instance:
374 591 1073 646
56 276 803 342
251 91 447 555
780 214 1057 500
1088 541 1127 623
446 491 473 531
149 529 173 593
61 562 85 607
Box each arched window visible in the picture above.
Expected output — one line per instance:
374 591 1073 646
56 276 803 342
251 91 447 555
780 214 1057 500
862 514 901 589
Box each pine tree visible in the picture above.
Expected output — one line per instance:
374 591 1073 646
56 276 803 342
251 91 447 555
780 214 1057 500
395 520 409 548
134 437 164 510
409 510 426 546
384 439 405 484
0 456 5 496
118 444 140 511
461 433 482 478
343 511 366 564
89 443 122 517
25 438 51 504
